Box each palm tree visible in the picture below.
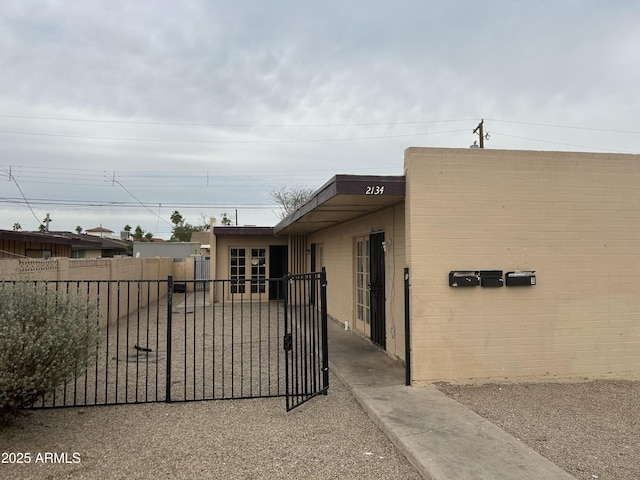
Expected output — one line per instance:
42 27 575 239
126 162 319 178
12 222 21 231
170 211 183 226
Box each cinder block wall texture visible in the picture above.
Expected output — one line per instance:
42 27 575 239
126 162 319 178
405 148 640 384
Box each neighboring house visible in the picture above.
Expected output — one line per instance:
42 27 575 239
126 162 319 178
209 147 640 385
190 231 211 257
85 226 117 239
133 241 202 259
51 232 128 258
0 230 128 259
0 230 96 259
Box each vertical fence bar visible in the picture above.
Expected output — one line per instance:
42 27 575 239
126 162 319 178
135 282 141 402
301 274 309 402
192 283 196 400
94 281 101 405
145 281 151 402
404 267 411 386
320 268 329 393
283 274 291 410
212 281 218 399
125 281 131 403
155 281 161 402
105 282 111 403
115 281 121 404
166 276 173 403
221 281 226 398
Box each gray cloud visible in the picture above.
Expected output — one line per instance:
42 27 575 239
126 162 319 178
1 1 639 235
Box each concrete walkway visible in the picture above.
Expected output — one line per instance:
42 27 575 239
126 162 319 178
327 319 576 480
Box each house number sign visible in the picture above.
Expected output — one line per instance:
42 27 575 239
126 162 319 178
365 185 385 195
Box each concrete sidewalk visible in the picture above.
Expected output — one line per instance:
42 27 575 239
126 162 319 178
326 319 575 480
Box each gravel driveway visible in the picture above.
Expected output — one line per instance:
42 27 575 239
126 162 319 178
0 371 423 480
436 380 640 480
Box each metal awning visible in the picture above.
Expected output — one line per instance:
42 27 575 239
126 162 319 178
274 175 405 236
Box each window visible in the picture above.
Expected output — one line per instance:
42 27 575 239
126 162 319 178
250 248 266 294
230 248 246 293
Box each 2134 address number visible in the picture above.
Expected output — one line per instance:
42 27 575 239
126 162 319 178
365 185 385 195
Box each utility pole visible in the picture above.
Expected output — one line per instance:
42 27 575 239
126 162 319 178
473 119 489 148
42 213 52 232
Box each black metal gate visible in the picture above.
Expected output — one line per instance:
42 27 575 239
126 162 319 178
13 274 327 412
283 269 329 411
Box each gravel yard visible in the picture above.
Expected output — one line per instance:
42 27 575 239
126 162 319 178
1 288 422 479
0 371 422 480
436 380 640 480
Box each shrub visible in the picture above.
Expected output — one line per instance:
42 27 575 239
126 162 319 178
0 281 100 425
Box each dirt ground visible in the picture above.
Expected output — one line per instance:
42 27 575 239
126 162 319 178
1 289 422 479
436 380 640 480
0 371 422 480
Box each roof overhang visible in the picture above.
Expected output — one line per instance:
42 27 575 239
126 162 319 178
0 230 97 247
213 226 275 236
274 175 405 236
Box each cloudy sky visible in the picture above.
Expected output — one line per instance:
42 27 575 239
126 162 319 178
1 1 639 239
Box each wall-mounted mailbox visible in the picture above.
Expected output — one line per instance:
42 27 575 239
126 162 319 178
479 270 504 287
505 271 536 286
449 271 479 287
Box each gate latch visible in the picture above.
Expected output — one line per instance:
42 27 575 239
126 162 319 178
283 333 292 352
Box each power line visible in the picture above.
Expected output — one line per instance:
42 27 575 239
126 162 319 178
486 119 640 136
3 112 640 136
0 128 470 144
111 179 174 228
0 197 278 209
0 164 402 190
490 131 635 153
8 175 42 227
0 113 476 128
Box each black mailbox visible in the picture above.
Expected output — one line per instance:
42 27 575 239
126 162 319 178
505 271 536 286
449 271 479 287
479 270 504 288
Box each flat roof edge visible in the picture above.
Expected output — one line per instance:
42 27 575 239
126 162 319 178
274 174 405 235
213 226 275 236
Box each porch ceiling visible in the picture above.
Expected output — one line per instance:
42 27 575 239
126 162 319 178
274 175 405 236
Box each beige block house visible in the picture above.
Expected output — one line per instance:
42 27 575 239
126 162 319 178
210 148 640 385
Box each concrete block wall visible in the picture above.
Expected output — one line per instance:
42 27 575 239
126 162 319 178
0 256 177 325
0 256 176 282
405 148 640 384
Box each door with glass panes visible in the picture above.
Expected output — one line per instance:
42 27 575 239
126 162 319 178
354 236 371 337
354 233 386 348
229 247 266 296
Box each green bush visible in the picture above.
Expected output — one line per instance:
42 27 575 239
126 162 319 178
0 281 100 425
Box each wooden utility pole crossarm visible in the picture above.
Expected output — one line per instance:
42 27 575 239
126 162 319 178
473 119 485 148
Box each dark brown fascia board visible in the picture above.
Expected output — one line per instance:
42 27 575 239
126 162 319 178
50 231 115 248
273 174 405 234
213 226 275 236
0 229 97 246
